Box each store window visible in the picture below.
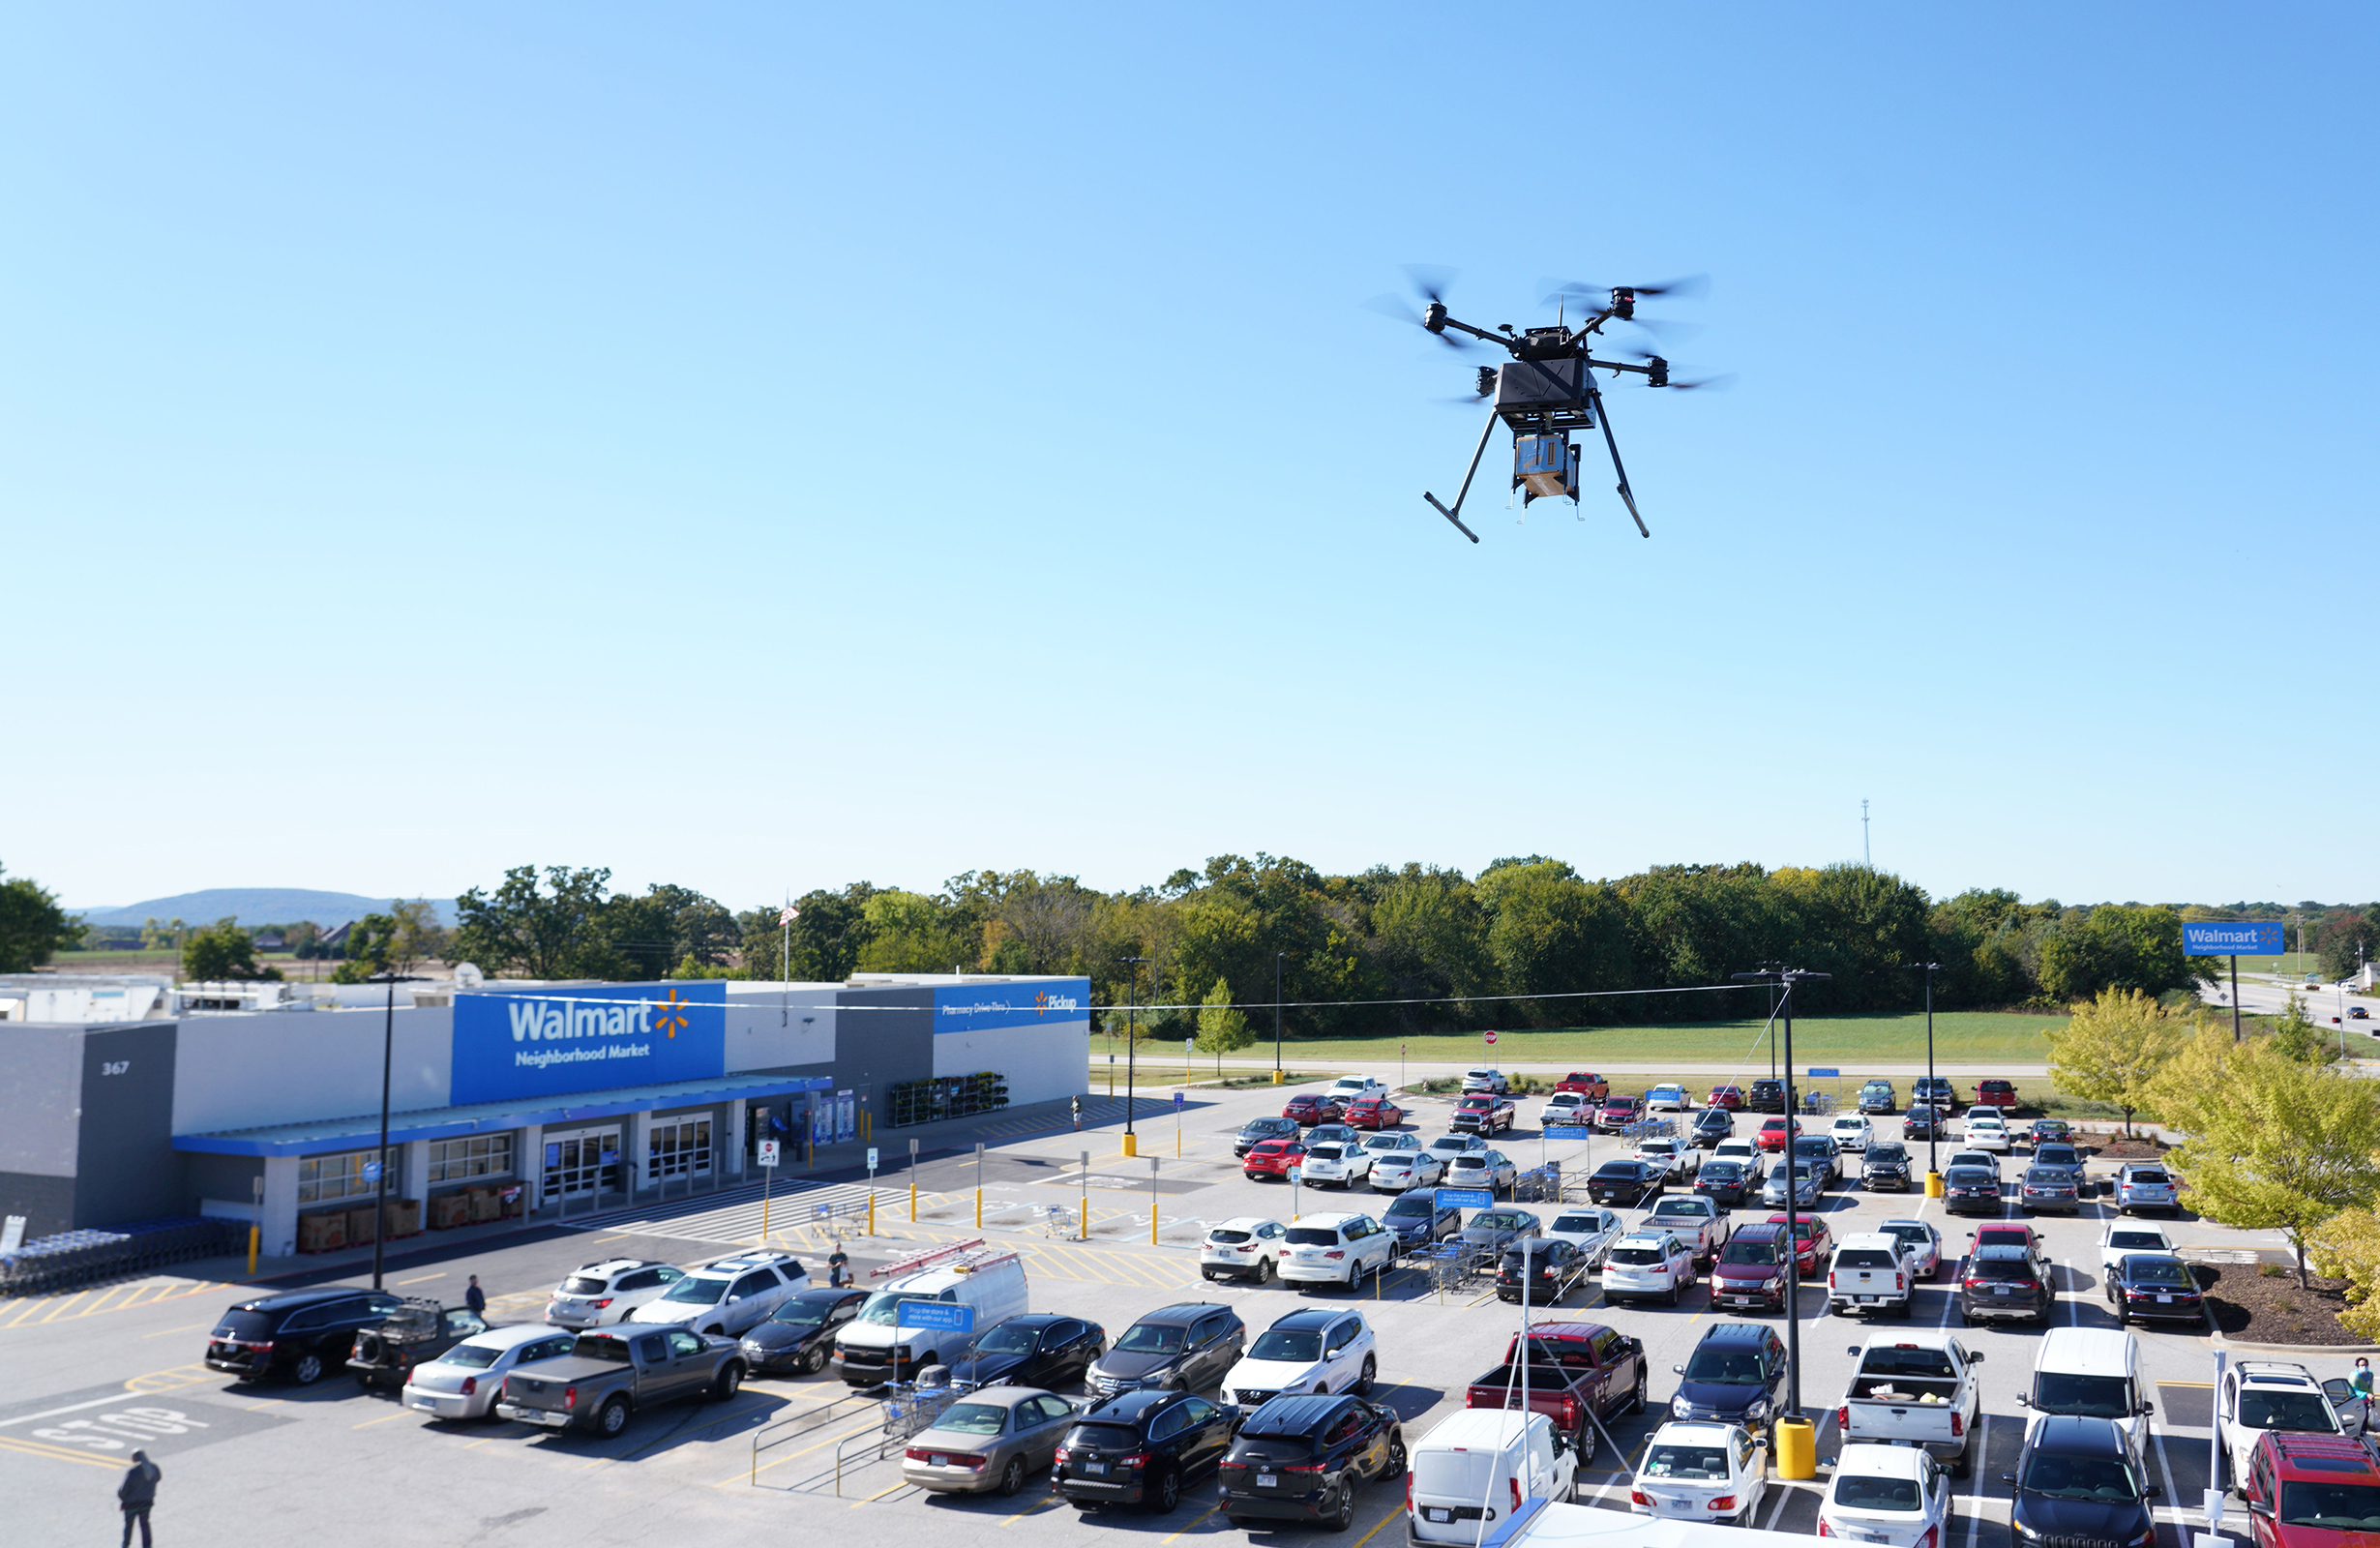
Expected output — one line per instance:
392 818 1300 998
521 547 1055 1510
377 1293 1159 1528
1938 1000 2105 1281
429 1134 515 1184
297 1147 401 1205
887 1072 1008 1128
649 1117 713 1180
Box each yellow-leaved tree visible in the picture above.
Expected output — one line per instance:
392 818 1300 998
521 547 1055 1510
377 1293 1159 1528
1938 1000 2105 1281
2308 1208 2380 1341
2041 988 2187 1137
1195 976 1253 1074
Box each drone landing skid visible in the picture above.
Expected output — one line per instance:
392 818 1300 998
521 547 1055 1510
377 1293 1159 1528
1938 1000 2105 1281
1420 404 1499 544
1423 492 1479 543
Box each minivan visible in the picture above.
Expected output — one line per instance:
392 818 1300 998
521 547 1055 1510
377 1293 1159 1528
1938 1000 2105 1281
834 1246 1030 1385
1406 1408 1577 1545
2023 1326 2151 1450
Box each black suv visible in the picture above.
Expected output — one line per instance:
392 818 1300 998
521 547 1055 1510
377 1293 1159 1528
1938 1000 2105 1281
2003 1415 2159 1547
1857 1081 1897 1116
1668 1322 1788 1433
1235 1117 1300 1157
1959 1244 2053 1325
206 1286 406 1384
1860 1143 1914 1192
736 1287 867 1376
1912 1077 1957 1113
1056 1388 1239 1512
1219 1394 1406 1530
946 1311 1108 1391
1496 1238 1588 1304
1690 1109 1736 1147
1694 1159 1759 1208
1087 1304 1245 1399
1746 1080 1787 1114
1587 1160 1665 1207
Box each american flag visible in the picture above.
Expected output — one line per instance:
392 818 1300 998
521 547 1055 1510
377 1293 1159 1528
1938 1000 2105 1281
779 904 800 926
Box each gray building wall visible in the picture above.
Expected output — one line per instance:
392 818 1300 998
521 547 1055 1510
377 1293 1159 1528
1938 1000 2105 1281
172 1005 452 1137
73 1022 181 1228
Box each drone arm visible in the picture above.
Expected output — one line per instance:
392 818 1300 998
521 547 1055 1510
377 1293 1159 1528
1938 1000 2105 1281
1436 313 1518 351
1422 406 1498 543
1588 381 1651 538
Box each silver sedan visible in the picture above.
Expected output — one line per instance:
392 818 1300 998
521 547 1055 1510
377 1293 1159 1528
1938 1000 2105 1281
402 1325 580 1421
901 1385 1080 1497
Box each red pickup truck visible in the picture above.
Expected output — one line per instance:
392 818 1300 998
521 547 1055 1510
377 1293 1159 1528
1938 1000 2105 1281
1464 1322 1647 1465
1556 1072 1610 1099
1971 1080 2019 1110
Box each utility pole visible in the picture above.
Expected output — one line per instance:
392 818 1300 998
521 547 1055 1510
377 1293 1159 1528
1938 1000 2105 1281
1119 957 1148 1157
1730 964 1831 1420
1908 960 1944 1183
1273 952 1286 1085
366 970 426 1291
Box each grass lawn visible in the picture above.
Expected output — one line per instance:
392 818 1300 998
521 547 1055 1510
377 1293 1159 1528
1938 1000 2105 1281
1248 1010 2068 1067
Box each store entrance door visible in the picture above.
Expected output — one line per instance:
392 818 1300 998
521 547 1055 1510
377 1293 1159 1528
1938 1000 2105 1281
544 1128 621 1201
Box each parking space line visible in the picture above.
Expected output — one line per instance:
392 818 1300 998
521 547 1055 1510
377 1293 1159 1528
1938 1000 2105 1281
1348 1503 1405 1548
850 1479 912 1506
1001 1496 1059 1524
38 1291 93 1323
0 1434 123 1471
397 1272 447 1286
141 1321 217 1339
2 1297 52 1327
352 1411 408 1429
1161 1503 1220 1541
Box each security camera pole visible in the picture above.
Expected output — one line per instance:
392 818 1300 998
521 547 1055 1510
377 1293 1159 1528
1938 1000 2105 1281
1729 964 1830 1415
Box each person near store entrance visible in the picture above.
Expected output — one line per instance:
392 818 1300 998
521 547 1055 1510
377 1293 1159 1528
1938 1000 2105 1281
1071 1095 1083 1130
464 1275 486 1316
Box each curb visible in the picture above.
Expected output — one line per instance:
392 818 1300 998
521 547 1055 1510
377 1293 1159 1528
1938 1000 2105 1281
2209 1331 2380 1355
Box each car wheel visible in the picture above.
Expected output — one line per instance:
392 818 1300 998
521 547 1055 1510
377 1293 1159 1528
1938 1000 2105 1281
1958 1309 1973 1326
1256 1257 1275 1285
997 1456 1027 1497
1384 1436 1407 1479
597 1395 632 1437
1328 1482 1356 1532
801 1343 830 1375
1666 1282 1681 1307
712 1362 744 1401
1573 1421 1597 1469
1630 1372 1647 1414
1150 1465 1181 1514
291 1353 324 1385
1357 1355 1377 1396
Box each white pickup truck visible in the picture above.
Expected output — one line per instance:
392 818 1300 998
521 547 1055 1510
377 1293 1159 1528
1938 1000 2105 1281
1643 1196 1732 1265
1833 1332 1984 1475
1827 1233 1918 1319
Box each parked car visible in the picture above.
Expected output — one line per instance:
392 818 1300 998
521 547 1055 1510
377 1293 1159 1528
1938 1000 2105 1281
1972 1221 2054 1274
1280 1212 1397 1290
1345 1095 1405 1130
1755 1116 1800 1152
1327 1076 1386 1104
1368 1143 1445 1194
1541 1207 1624 1267
1668 1321 1789 1433
1875 1219 1944 1281
2240 1428 2380 1543
2025 1325 2152 1451
1555 1072 1610 1098
1959 1244 2054 1325
1644 1195 1732 1264
1746 1079 1787 1114
1218 1392 1405 1530
945 1313 1106 1392
1629 1420 1770 1526
495 1325 747 1436
1445 1148 1518 1196
737 1287 870 1376
1235 1116 1301 1156
1202 1218 1290 1283
2004 1416 2159 1546
1901 1105 1949 1141
1408 1410 1579 1544
1634 1137 1701 1180
1283 1092 1346 1126
206 1286 406 1385
2218 1360 2348 1489
1381 1190 1463 1251
903 1384 1081 1498
1462 1068 1510 1095
1456 1206 1541 1261
1498 1238 1592 1304
834 1246 1030 1387
1912 1076 1957 1113
1311 1121 1361 1149
1826 1234 1918 1319
1423 1134 1486 1171
546 1257 688 1329
1711 1225 1793 1313
1587 1160 1666 1207
1819 1442 1956 1548
1539 1091 1594 1129
401 1324 579 1421
1973 1078 2020 1109
1759 1164 1826 1210
2114 1163 2180 1215
1463 1322 1648 1460
1691 1109 1737 1148
1942 1165 2003 1216
2030 1143 2087 1187
1707 1084 1745 1111
1838 1331 1984 1474
1792 1134 1843 1185
1695 1159 1761 1208
1298 1141 1374 1189
1603 1232 1698 1307
2105 1253 2207 1326
1859 1142 1915 1192
2021 1117 2072 1149
1056 1387 1239 1512
2097 1223 2176 1278
1451 1094 1517 1136
1243 1138 1307 1179
1223 1307 1378 1404
2018 1165 2082 1214
1947 1148 2002 1177
1645 1084 1693 1114
1710 1138 1761 1168
1829 1115 1874 1153
1764 1212 1834 1277
346 1298 491 1389
1597 1093 1647 1132
1857 1080 1897 1116
1087 1304 1246 1399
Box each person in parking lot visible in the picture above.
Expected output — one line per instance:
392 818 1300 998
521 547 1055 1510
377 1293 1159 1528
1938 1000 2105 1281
827 1244 851 1287
2353 1356 2374 1425
464 1275 487 1317
117 1448 160 1548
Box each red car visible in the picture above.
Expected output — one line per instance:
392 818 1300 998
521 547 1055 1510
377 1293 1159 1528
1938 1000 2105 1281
1345 1095 1404 1130
1971 1221 2048 1266
1972 1079 2019 1109
1555 1072 1610 1099
1596 1094 1645 1132
1281 1093 1346 1126
1707 1085 1744 1111
2244 1430 2380 1548
1242 1139 1306 1179
1755 1116 1802 1152
1763 1212 1834 1276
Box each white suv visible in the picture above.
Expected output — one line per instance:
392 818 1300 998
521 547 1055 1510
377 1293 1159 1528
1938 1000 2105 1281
1300 1140 1375 1189
1279 1212 1398 1289
1202 1218 1289 1284
1462 1068 1509 1094
545 1258 687 1329
1225 1307 1379 1406
1830 1115 1874 1153
628 1251 811 1337
1602 1231 1698 1307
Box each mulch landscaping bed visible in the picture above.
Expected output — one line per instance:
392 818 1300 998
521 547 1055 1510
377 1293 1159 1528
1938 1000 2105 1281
2088 1134 2170 1160
2196 1261 2366 1345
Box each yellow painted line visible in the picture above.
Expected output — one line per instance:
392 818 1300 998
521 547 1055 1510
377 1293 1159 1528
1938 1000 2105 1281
73 1284 135 1318
0 1434 123 1471
1163 1503 1221 1542
1002 1497 1060 1525
2 1297 53 1327
593 1233 632 1243
38 1292 94 1324
463 1436 505 1449
2160 1380 2214 1388
397 1272 447 1286
142 1321 217 1339
123 1366 214 1394
245 1398 285 1411
727 1416 886 1484
351 1410 408 1429
850 1479 911 1506
1349 1504 1406 1548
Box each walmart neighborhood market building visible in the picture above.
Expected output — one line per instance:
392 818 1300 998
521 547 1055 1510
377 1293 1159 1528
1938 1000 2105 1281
0 973 1089 1253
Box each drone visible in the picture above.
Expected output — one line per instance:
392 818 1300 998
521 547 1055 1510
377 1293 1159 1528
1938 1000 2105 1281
1372 271 1720 543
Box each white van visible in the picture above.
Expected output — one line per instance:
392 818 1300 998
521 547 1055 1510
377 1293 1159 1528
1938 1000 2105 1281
832 1242 1029 1387
1407 1408 1577 1546
2022 1326 2149 1448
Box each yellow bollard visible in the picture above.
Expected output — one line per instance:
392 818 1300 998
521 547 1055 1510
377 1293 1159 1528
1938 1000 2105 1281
1122 1133 1138 1158
246 1224 258 1275
909 1181 917 1222
1176 1125 1182 1158
1151 1201 1159 1245
1774 1416 1816 1480
866 1193 876 1235
975 1189 983 1229
1924 1172 1946 1199
1272 1069 1284 1085
1080 1197 1089 1239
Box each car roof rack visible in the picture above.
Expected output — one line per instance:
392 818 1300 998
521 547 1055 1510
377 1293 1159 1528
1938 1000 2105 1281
868 1238 1021 1280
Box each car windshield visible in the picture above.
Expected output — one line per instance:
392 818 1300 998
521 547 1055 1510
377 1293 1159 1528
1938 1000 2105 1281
1609 1245 1664 1265
1882 1226 1931 1251
560 1275 612 1296
1642 1442 1729 1479
974 1325 1038 1354
1721 1240 1779 1266
1592 1162 1640 1178
1834 1474 1922 1511
660 1275 729 1305
1702 1163 1744 1179
2024 1170 2068 1187
1975 1259 2038 1283
1641 1142 1677 1156
1307 1146 1344 1161
1208 1229 1252 1244
1549 1215 1603 1234
1946 1168 1995 1185
2021 1451 2139 1502
768 1300 833 1327
2127 1260 2191 1286
1385 1198 1433 1219
2034 1373 2131 1418
442 1342 506 1369
1115 1323 1185 1354
1428 1139 1470 1154
2127 1170 2171 1185
573 1336 632 1361
1868 1145 1907 1162
1683 1346 1763 1384
1474 1212 1528 1232
858 1294 942 1326
1249 1328 1323 1362
1286 1228 1344 1246
2280 1482 2380 1530
2239 1389 2336 1430
935 1402 1008 1437
2107 1232 2164 1251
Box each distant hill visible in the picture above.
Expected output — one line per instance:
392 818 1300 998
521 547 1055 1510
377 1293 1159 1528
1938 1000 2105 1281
72 890 459 929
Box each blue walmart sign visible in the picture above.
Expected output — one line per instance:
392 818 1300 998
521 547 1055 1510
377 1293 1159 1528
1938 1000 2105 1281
452 982 727 1105
933 978 1090 1034
2183 921 2285 957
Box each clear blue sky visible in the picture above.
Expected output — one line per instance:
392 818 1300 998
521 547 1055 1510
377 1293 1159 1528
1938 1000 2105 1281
8 5 2374 913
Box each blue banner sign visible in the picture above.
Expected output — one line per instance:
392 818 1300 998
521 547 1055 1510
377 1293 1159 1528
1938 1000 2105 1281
1434 1187 1497 1211
2185 921 2285 957
895 1301 976 1332
934 978 1091 1034
1807 1067 1840 1079
1542 1126 1596 1140
452 982 728 1106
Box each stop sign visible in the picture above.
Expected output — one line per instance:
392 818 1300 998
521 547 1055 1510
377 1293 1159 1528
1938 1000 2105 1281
1484 1030 1499 1046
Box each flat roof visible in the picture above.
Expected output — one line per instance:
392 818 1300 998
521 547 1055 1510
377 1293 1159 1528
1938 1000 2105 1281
173 1071 835 1157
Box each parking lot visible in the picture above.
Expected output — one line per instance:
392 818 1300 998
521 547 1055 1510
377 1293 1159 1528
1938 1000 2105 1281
0 1073 2315 1548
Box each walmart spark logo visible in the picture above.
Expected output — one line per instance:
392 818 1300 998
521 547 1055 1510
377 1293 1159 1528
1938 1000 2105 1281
652 988 693 1039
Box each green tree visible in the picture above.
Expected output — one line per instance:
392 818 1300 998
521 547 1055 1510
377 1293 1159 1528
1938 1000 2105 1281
450 865 615 979
2156 1030 2380 1284
330 912 397 983
2269 990 2336 1064
1194 975 1253 1072
183 917 281 982
0 865 83 971
2037 905 2200 1002
1480 860 1635 1026
855 889 975 974
2318 910 2375 982
139 916 188 951
2307 1207 2380 1341
2042 987 2186 1136
738 883 880 982
1367 865 1492 1031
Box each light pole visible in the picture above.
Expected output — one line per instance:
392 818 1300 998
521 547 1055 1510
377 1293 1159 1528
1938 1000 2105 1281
1908 961 1944 1183
1730 964 1831 1420
367 969 427 1291
1273 952 1287 1083
1120 957 1147 1156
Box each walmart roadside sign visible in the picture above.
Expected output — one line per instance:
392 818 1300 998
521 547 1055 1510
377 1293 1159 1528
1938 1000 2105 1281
2184 921 2285 957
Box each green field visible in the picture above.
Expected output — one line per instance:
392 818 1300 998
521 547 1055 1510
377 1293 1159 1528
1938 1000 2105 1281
1247 1011 2068 1068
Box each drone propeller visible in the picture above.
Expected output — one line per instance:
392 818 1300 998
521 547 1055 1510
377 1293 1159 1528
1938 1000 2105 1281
1537 273 1711 309
1362 286 1479 351
1665 372 1737 392
1600 346 1734 392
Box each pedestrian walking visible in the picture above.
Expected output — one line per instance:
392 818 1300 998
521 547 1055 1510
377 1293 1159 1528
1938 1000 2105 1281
826 1244 850 1288
117 1448 160 1548
2353 1356 2374 1429
463 1274 486 1317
